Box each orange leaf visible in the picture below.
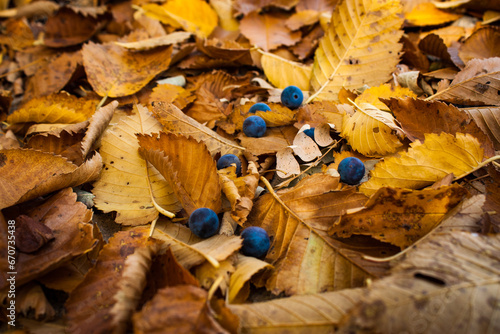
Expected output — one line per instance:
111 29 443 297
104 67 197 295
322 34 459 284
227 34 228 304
138 132 222 215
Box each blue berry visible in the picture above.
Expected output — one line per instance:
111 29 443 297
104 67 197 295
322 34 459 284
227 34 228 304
240 226 270 258
281 85 303 109
243 115 266 138
338 157 365 185
303 128 315 139
188 208 219 238
249 102 271 113
217 154 241 175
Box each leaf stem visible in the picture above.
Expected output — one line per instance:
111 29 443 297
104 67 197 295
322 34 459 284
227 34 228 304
455 155 500 180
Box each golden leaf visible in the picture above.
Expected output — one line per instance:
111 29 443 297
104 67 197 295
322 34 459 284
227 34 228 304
92 104 180 226
114 31 192 50
152 102 244 157
354 83 416 110
82 42 173 97
341 102 404 157
7 93 98 124
405 3 462 26
329 185 468 249
137 132 222 215
209 0 239 31
260 50 312 91
142 0 218 38
309 0 404 101
229 254 272 304
360 133 484 195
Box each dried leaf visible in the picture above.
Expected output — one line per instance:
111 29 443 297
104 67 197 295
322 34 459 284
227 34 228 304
459 26 500 64
229 254 272 303
152 102 244 156
0 188 96 290
82 42 173 97
7 93 98 124
341 103 404 157
229 288 364 333
234 0 299 16
330 185 468 249
66 227 157 334
418 33 453 64
337 232 500 334
386 97 495 157
210 0 239 31
260 50 312 91
0 149 101 209
17 282 55 320
81 100 118 159
138 132 222 215
92 104 180 225
427 57 500 106
360 133 484 195
405 3 462 26
295 101 347 130
240 12 301 52
114 31 192 50
309 0 404 101
354 84 416 111
464 106 500 151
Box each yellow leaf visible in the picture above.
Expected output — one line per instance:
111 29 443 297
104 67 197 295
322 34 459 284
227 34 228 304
229 254 272 303
210 0 239 31
309 0 404 102
341 103 404 157
360 133 484 195
7 93 98 124
142 0 218 38
92 104 181 225
406 3 462 26
354 84 416 110
260 50 312 91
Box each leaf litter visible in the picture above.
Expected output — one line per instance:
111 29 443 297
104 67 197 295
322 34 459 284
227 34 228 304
0 0 499 332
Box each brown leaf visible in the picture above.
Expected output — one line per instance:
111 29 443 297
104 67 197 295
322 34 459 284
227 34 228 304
66 227 157 334
418 33 452 64
81 100 118 159
428 57 500 106
0 149 102 209
385 97 495 157
459 26 500 64
152 102 244 157
132 285 232 334
196 37 253 65
0 188 97 290
149 83 195 110
15 215 54 253
485 165 500 232
240 12 301 52
295 101 346 130
463 106 500 150
44 6 109 47
82 42 173 97
17 282 56 320
138 132 222 215
237 126 296 155
234 0 299 15
0 18 34 50
329 185 468 249
337 232 500 334
25 129 86 165
290 24 324 60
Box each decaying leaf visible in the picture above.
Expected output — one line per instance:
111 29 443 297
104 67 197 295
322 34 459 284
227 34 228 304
82 42 173 97
329 185 468 249
92 104 180 225
360 133 484 195
463 106 500 150
427 57 500 106
309 0 404 101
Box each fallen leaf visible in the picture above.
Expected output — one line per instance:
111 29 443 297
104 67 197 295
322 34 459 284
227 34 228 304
0 18 34 50
196 37 252 64
329 185 468 249
309 0 404 101
260 50 312 91
138 132 222 215
210 0 240 31
234 0 299 16
418 33 453 64
405 3 462 26
341 103 404 157
0 149 101 210
7 93 98 125
142 0 218 38
295 101 347 130
427 57 500 106
229 254 273 303
229 288 364 332
459 26 500 64
80 100 118 159
15 214 54 253
82 42 173 97
0 188 97 290
337 232 500 334
92 104 180 225
66 227 158 334
385 97 495 157
152 102 244 157
360 132 484 195
44 6 108 47
132 285 233 333
17 282 55 320
240 12 301 52
286 10 321 30
463 106 500 150
354 84 416 110
114 31 192 50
